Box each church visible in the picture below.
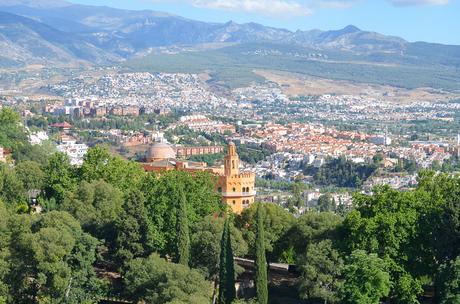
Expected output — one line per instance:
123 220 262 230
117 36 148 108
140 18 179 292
141 141 256 214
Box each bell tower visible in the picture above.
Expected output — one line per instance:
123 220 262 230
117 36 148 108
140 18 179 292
224 142 239 176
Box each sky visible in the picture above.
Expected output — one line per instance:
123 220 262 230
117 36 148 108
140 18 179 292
70 0 460 45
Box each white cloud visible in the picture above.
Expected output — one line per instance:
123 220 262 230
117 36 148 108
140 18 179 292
190 0 312 16
147 0 450 17
313 0 359 9
388 0 450 6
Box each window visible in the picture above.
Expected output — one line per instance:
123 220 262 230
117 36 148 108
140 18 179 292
217 187 222 193
233 187 236 192
232 160 235 169
232 200 236 205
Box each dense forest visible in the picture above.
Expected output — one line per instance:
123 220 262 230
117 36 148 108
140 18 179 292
0 107 459 303
303 157 378 188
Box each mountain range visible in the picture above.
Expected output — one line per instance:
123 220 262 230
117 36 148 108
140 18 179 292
0 0 459 90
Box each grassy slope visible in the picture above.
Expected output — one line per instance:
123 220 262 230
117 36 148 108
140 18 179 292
125 43 460 90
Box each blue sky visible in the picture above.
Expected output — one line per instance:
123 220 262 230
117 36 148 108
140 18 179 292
71 0 460 45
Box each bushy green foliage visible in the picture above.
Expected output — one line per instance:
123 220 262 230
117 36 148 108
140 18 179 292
113 190 155 265
436 256 460 304
0 108 55 164
43 152 77 204
339 250 391 304
236 202 295 261
14 161 45 191
124 254 213 304
0 108 28 154
314 157 377 188
189 153 225 166
141 170 223 255
281 212 343 259
191 215 247 280
61 179 124 242
236 144 272 165
297 240 344 303
343 186 425 302
79 145 144 191
318 193 335 212
0 165 26 207
7 211 103 303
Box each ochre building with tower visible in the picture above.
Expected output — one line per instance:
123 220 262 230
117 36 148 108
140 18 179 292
141 141 256 214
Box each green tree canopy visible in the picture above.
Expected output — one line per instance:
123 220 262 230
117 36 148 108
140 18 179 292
0 108 28 156
7 211 102 304
342 186 423 303
339 250 391 304
436 255 460 304
79 145 144 191
236 202 295 261
281 212 343 259
61 179 123 243
0 165 26 207
112 190 155 266
191 215 247 280
14 161 45 191
318 193 335 212
141 170 223 255
43 152 77 205
314 157 377 188
297 240 343 304
123 254 213 304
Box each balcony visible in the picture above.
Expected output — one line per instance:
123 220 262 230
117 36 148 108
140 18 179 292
221 191 256 198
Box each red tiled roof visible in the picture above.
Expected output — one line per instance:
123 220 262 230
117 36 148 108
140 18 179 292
50 122 72 128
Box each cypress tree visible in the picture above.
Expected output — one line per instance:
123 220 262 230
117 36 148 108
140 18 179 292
217 218 236 304
255 204 268 304
175 187 190 265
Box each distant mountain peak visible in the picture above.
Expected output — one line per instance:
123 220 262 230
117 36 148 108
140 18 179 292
225 20 238 26
342 25 361 33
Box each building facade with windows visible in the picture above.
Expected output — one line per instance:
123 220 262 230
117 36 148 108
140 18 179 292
142 141 256 214
217 142 256 214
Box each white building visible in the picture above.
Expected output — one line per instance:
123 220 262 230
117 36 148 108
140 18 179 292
0 147 6 163
29 131 49 145
370 135 392 146
57 138 88 166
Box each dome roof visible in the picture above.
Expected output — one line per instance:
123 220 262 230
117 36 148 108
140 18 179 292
148 142 176 160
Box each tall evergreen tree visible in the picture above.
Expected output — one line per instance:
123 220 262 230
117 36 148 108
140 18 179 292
218 218 236 304
255 205 268 304
175 187 190 265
